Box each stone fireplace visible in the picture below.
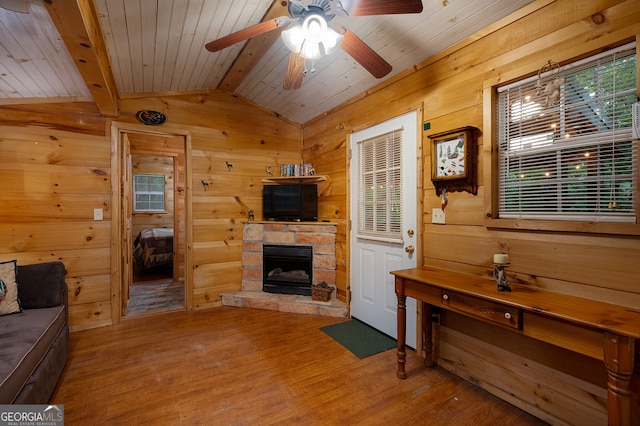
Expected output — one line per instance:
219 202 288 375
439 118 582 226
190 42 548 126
220 222 346 317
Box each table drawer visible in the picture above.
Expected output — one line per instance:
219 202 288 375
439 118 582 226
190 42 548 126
440 290 522 329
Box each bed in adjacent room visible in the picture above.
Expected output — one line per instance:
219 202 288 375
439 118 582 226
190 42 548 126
133 228 174 270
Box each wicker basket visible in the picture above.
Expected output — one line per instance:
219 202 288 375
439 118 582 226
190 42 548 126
311 283 334 301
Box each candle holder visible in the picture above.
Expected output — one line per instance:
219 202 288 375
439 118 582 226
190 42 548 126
493 264 511 292
492 253 511 292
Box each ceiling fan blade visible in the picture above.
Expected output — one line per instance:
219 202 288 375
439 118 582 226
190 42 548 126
340 28 392 79
344 0 423 17
205 16 290 52
283 52 305 90
0 0 28 13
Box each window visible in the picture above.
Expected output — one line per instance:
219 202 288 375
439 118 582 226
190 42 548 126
497 43 637 223
133 174 165 212
357 129 403 242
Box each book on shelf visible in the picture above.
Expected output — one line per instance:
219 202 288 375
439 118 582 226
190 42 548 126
280 163 314 177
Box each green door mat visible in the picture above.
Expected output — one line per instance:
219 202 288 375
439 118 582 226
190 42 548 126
320 318 396 359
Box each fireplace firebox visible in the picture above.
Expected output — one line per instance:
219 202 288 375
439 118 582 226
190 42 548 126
263 244 313 296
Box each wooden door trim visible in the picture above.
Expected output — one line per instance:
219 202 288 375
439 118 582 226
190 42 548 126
110 121 193 324
121 133 132 316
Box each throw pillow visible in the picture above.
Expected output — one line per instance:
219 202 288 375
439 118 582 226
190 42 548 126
0 279 6 302
0 259 22 315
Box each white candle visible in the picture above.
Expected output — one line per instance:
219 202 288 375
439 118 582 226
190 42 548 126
493 253 510 264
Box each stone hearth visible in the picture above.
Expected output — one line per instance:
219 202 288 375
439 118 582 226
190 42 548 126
221 222 347 317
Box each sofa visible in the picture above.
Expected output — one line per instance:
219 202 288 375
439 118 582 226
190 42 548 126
0 261 69 404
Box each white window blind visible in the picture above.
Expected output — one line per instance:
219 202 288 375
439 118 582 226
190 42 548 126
133 174 165 212
357 129 403 243
497 43 637 223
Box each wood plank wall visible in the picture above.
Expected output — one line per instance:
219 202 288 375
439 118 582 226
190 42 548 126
0 107 112 331
1 1 639 422
117 93 301 311
0 92 301 331
302 0 640 423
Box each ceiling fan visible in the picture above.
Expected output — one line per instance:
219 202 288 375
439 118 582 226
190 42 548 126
205 0 423 90
0 0 28 14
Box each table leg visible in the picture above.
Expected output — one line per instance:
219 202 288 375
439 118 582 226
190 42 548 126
396 289 407 379
604 332 634 425
632 341 639 426
422 302 434 367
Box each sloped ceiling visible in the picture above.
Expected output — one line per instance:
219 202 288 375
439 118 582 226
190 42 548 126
0 0 535 124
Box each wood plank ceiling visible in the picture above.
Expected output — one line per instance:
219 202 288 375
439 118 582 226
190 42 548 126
0 0 535 124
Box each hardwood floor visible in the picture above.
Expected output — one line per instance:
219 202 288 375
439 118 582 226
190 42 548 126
126 280 184 317
128 263 184 317
51 307 548 425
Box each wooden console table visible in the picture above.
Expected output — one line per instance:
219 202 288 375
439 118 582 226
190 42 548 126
392 267 640 426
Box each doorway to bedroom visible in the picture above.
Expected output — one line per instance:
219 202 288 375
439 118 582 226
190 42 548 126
128 153 183 317
118 129 188 319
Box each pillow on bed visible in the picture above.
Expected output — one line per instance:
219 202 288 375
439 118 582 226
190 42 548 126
0 259 22 315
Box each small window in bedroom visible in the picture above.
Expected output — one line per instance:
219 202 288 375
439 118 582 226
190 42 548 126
133 174 165 212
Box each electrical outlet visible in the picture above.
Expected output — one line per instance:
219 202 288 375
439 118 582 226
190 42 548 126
432 208 446 224
93 208 103 221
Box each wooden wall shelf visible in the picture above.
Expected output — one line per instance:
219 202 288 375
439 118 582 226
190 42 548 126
261 175 326 184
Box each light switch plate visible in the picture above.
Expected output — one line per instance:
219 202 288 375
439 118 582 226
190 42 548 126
93 208 103 221
432 208 445 224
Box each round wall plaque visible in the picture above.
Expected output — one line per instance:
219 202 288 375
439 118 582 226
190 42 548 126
135 110 167 125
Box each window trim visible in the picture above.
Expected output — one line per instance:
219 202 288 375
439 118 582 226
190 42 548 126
133 173 166 213
482 45 640 236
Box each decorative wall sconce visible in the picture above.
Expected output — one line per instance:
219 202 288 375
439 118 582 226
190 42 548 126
201 179 210 191
135 110 167 125
225 161 233 171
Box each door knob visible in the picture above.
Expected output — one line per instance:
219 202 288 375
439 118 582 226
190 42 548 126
405 245 415 254
407 229 414 237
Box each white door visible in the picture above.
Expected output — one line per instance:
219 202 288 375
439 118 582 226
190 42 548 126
349 111 418 348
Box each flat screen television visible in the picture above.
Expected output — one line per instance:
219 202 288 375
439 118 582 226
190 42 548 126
263 184 318 222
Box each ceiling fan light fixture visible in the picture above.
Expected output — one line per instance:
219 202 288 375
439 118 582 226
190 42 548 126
322 27 343 56
282 14 343 60
300 40 322 60
302 15 327 43
282 24 304 53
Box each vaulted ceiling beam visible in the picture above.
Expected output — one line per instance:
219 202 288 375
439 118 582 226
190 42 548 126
44 0 119 117
217 0 289 93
